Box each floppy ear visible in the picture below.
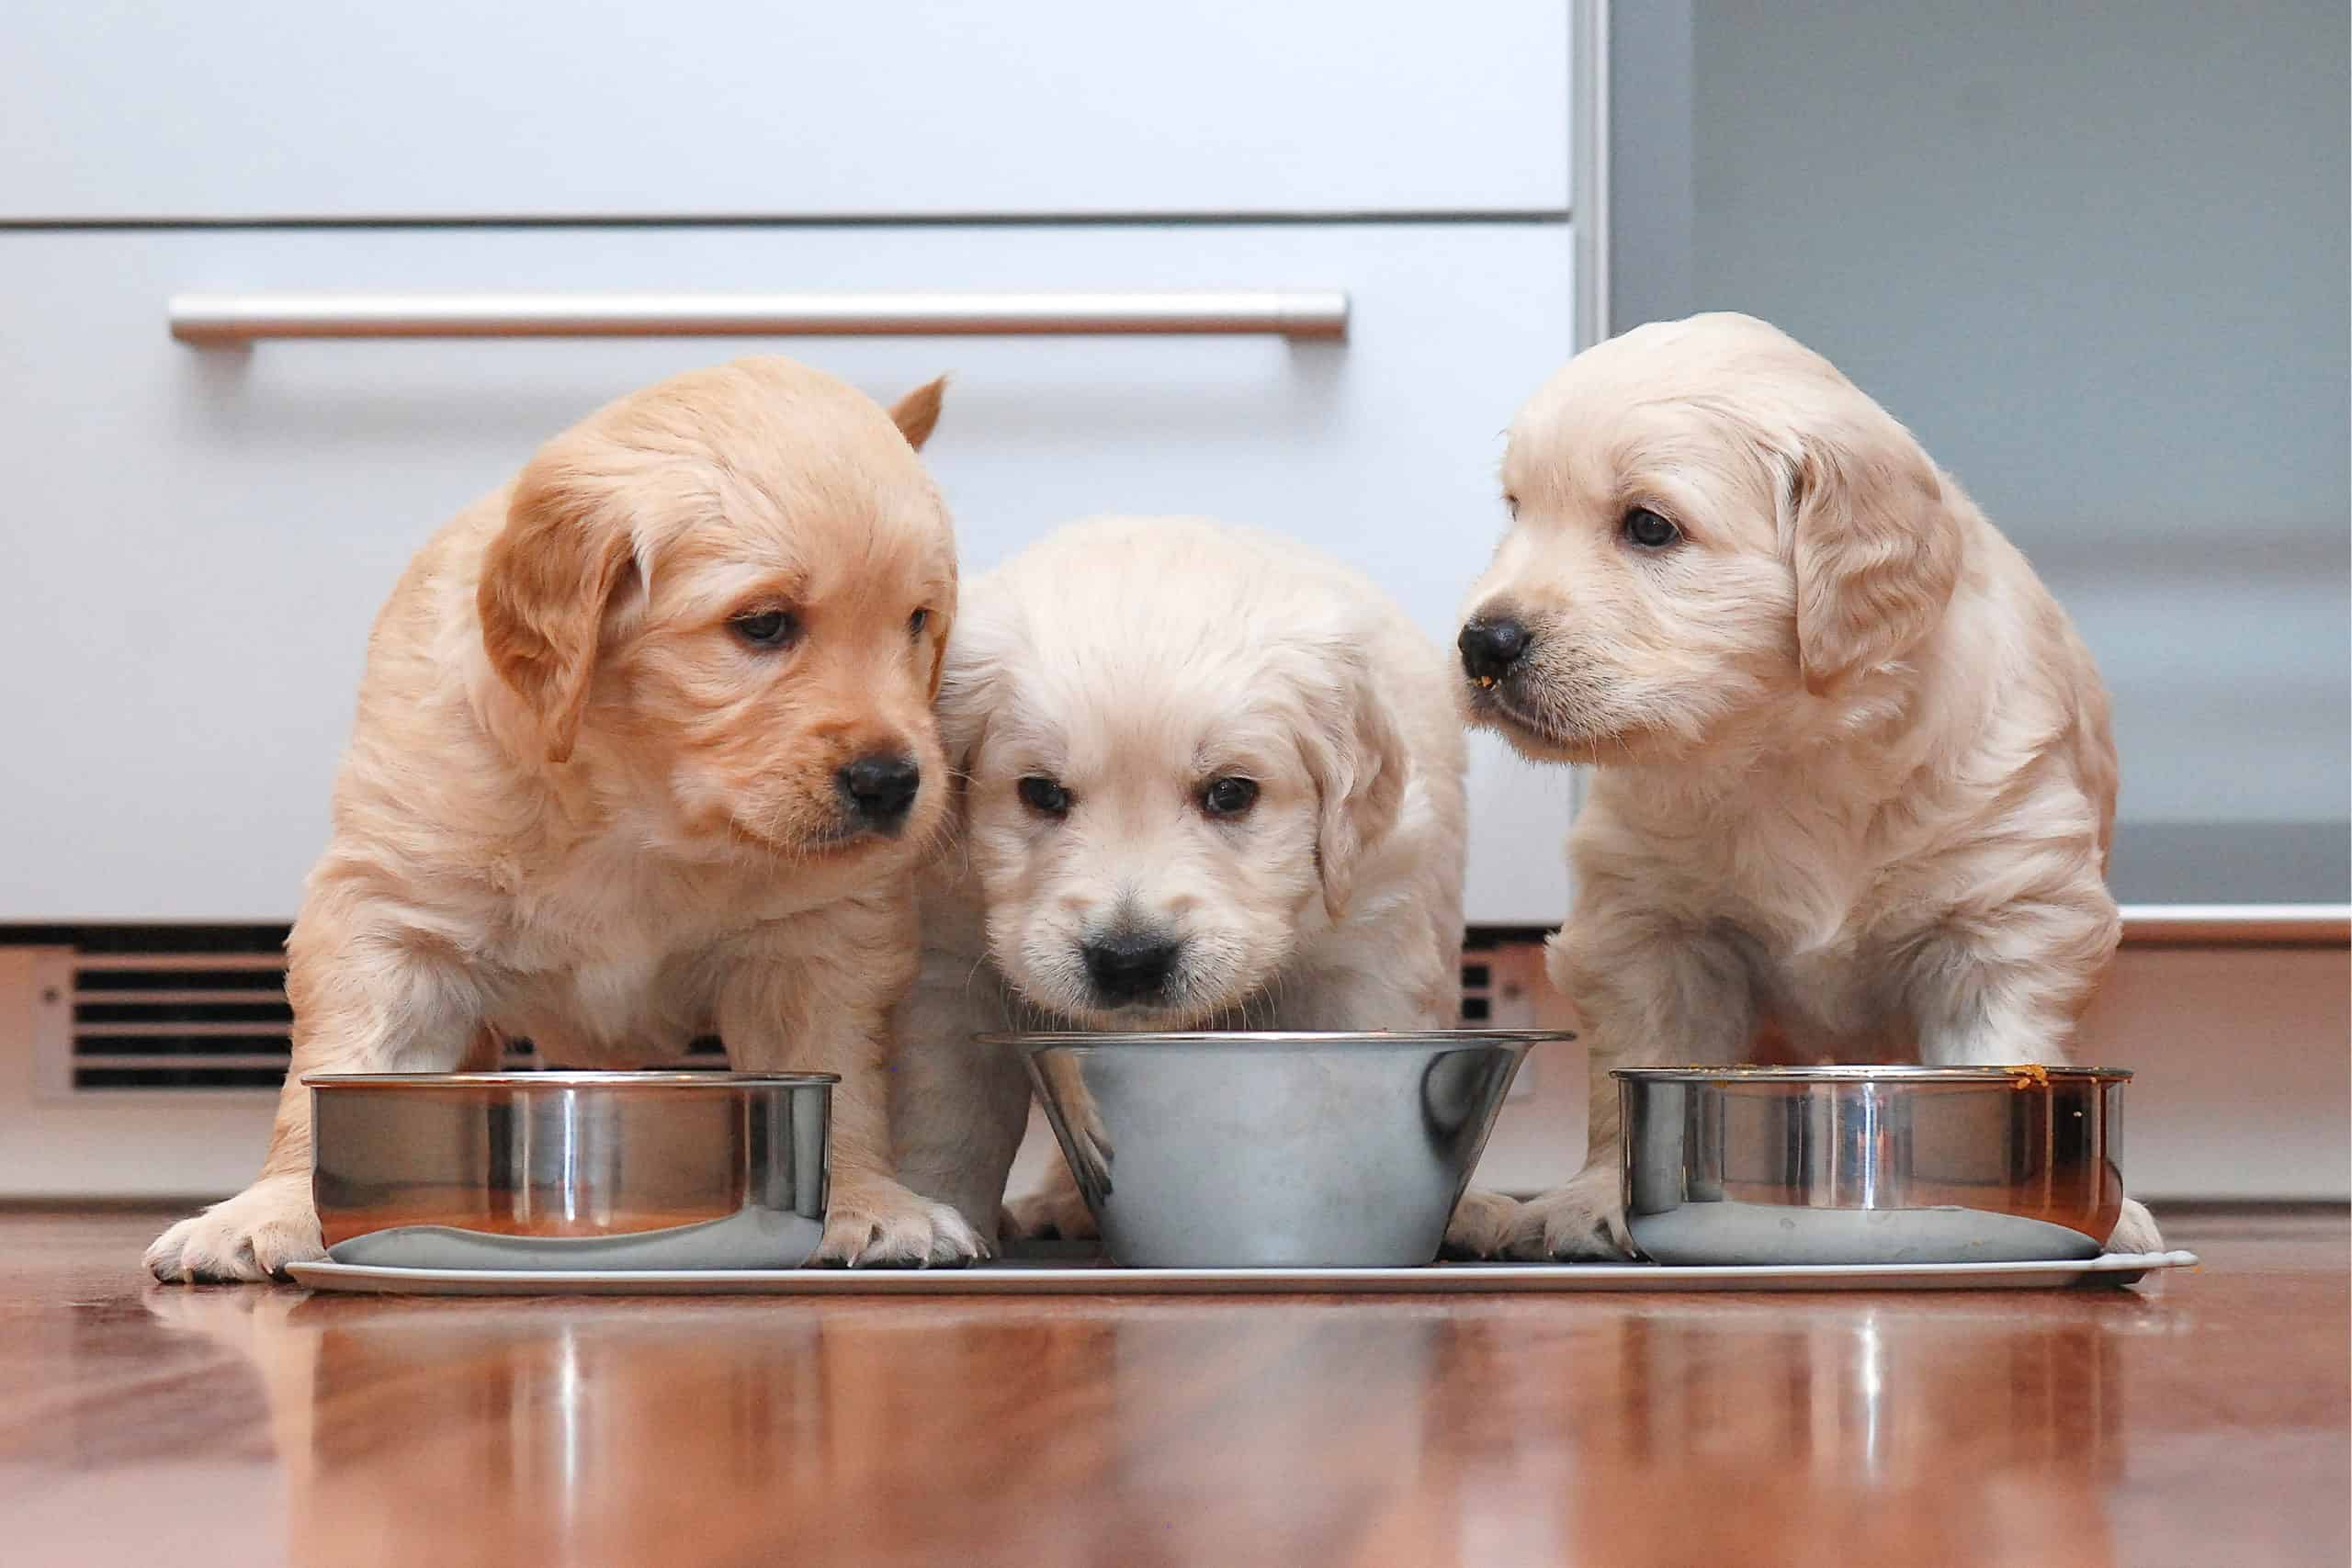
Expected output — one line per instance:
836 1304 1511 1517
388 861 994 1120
477 451 639 764
922 576 958 704
1297 650 1410 922
930 611 997 788
888 376 947 451
1789 404 1962 696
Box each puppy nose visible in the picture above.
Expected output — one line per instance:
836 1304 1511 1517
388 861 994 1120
1458 616 1532 683
837 753 922 827
1082 931 1182 1004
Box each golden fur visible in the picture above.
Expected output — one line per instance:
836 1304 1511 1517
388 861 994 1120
148 356 978 1280
1462 313 2159 1258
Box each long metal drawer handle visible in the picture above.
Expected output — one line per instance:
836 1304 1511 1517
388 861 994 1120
168 289 1350 344
2120 904 2350 947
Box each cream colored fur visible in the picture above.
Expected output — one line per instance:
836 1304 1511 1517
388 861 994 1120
1462 313 2160 1259
147 356 979 1280
889 517 1514 1254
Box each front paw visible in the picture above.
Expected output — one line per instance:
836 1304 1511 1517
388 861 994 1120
1504 1171 1636 1262
1001 1168 1099 1243
145 1176 322 1282
818 1177 989 1267
2107 1197 2165 1256
1440 1188 1522 1259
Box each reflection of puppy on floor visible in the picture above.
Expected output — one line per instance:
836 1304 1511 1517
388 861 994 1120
890 516 1512 1253
1456 312 2159 1259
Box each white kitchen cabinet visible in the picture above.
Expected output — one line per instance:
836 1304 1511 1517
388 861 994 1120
0 1 1569 221
0 221 1575 923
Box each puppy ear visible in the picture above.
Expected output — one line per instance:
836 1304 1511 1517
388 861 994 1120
922 577 959 704
931 615 995 786
924 619 951 704
1789 405 1962 696
1299 651 1409 922
477 452 639 764
888 376 947 451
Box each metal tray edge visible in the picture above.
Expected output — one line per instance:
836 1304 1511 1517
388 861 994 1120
286 1251 2200 1297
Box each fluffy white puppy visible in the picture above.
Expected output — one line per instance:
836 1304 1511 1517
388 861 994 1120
1457 313 2160 1259
890 516 1508 1250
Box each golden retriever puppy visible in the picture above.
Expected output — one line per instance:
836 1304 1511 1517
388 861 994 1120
1458 313 2161 1259
888 516 1515 1254
147 357 982 1280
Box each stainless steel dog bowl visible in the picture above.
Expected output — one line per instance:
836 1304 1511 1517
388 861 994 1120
1618 1066 2132 1265
308 1071 832 1270
990 1031 1561 1268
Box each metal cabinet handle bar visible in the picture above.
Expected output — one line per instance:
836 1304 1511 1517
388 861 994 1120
2120 904 2350 947
169 289 1350 343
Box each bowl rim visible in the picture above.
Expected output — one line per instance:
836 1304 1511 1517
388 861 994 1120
978 1029 1573 1049
1611 1065 2132 1083
303 1070 840 1088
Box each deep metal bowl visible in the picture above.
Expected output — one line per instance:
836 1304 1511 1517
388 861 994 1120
988 1031 1561 1268
308 1071 833 1270
1618 1066 2132 1265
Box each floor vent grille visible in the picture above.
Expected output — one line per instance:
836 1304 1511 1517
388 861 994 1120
72 950 295 1091
22 926 724 1094
17 924 1555 1095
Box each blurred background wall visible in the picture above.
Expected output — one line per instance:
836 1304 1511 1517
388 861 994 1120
1613 0 2349 904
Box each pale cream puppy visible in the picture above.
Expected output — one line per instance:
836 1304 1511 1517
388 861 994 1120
890 516 1511 1253
147 357 982 1280
1457 312 2161 1259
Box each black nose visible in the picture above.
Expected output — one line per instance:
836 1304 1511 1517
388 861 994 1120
1458 616 1532 683
837 753 921 828
1082 931 1182 1004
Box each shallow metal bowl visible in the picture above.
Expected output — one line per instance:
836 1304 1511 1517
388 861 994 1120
1617 1066 2132 1265
988 1031 1562 1268
308 1071 833 1270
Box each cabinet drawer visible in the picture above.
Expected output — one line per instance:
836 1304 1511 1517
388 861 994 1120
0 221 1574 924
0 2 1568 221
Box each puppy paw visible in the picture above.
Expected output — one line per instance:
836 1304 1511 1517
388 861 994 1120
1001 1172 1100 1243
2107 1197 2165 1256
1063 1122 1114 1202
818 1178 989 1268
1440 1188 1523 1259
145 1177 322 1283
1504 1172 1637 1262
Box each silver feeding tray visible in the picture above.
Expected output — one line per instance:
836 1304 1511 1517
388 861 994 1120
287 1250 2199 1297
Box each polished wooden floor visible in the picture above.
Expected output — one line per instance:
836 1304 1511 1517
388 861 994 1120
1 1209 2341 1567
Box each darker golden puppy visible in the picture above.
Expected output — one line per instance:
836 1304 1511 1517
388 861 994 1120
149 357 976 1280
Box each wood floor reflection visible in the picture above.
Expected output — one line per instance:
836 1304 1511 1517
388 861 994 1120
1 1210 2341 1567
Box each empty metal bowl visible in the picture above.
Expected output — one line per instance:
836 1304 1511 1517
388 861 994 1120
308 1071 832 1270
989 1031 1561 1268
1617 1066 2132 1265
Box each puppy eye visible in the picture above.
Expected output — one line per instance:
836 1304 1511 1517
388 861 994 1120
729 609 799 648
1201 776 1259 818
1621 507 1681 550
908 607 930 637
1017 775 1071 818
1503 492 1521 519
